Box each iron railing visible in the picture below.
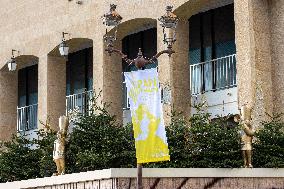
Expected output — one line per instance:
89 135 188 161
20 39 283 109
190 54 237 95
17 104 38 132
66 90 94 115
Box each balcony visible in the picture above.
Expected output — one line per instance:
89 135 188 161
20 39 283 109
17 104 38 132
66 90 94 115
190 54 237 95
190 54 238 116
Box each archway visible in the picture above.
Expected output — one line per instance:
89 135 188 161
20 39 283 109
104 18 157 125
40 38 93 130
0 55 39 140
172 0 237 118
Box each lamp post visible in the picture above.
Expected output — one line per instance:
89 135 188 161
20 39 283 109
102 4 178 69
7 49 19 72
102 4 179 189
59 32 69 58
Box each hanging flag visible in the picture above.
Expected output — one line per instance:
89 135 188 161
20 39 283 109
124 68 170 164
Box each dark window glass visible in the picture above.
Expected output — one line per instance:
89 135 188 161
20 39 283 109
214 4 236 57
189 4 235 63
189 14 201 65
18 64 38 107
27 65 38 105
122 28 157 72
66 47 93 95
18 69 27 107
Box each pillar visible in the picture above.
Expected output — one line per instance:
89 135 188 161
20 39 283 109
269 0 284 115
0 70 17 141
235 0 273 127
157 24 173 125
38 55 66 130
102 40 123 123
170 21 191 118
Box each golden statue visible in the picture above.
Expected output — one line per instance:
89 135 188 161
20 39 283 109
234 105 254 168
53 116 69 176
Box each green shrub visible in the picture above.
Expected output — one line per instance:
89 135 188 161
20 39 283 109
188 113 242 168
253 114 284 168
146 110 242 168
0 135 41 182
65 103 136 173
2 101 284 183
34 128 57 177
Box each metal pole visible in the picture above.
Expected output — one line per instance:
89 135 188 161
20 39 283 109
137 163 143 189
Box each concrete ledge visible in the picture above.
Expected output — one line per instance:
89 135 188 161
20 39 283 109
112 168 284 178
1 168 284 189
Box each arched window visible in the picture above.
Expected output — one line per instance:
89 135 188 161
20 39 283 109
122 28 157 72
189 4 236 94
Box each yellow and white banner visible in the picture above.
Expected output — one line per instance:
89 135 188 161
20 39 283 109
124 68 170 163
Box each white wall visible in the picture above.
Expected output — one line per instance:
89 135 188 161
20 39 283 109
191 87 238 117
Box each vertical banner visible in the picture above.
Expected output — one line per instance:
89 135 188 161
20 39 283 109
124 68 170 163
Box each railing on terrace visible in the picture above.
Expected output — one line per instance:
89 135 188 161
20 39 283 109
17 104 38 132
66 90 94 115
190 54 237 95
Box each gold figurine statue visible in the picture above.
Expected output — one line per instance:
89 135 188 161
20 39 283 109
234 105 254 168
53 115 69 176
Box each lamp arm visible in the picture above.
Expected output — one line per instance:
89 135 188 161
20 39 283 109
105 48 134 66
151 49 175 61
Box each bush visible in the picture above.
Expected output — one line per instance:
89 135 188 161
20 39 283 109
188 113 242 168
2 100 284 183
253 114 284 168
34 128 57 177
65 103 136 173
0 135 41 182
145 110 242 168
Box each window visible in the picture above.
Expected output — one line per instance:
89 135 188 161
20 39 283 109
66 47 93 96
122 28 157 72
18 65 38 107
189 4 236 93
121 28 158 109
17 64 38 131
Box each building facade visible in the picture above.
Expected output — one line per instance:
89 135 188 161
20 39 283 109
0 0 282 141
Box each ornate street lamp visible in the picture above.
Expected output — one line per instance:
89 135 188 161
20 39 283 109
102 4 123 56
101 5 179 189
59 32 69 57
158 6 179 51
7 49 19 72
102 4 179 69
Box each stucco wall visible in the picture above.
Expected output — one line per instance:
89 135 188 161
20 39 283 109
269 0 284 116
0 0 280 139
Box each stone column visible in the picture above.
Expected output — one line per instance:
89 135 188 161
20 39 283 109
102 40 123 124
171 21 191 118
38 55 66 130
157 24 172 125
269 0 284 115
157 21 191 124
93 33 104 104
235 0 273 127
0 70 17 141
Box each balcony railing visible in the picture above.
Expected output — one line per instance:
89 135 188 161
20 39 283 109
66 90 94 115
17 104 38 132
190 54 237 95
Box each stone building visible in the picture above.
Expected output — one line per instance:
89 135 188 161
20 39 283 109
0 0 282 141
